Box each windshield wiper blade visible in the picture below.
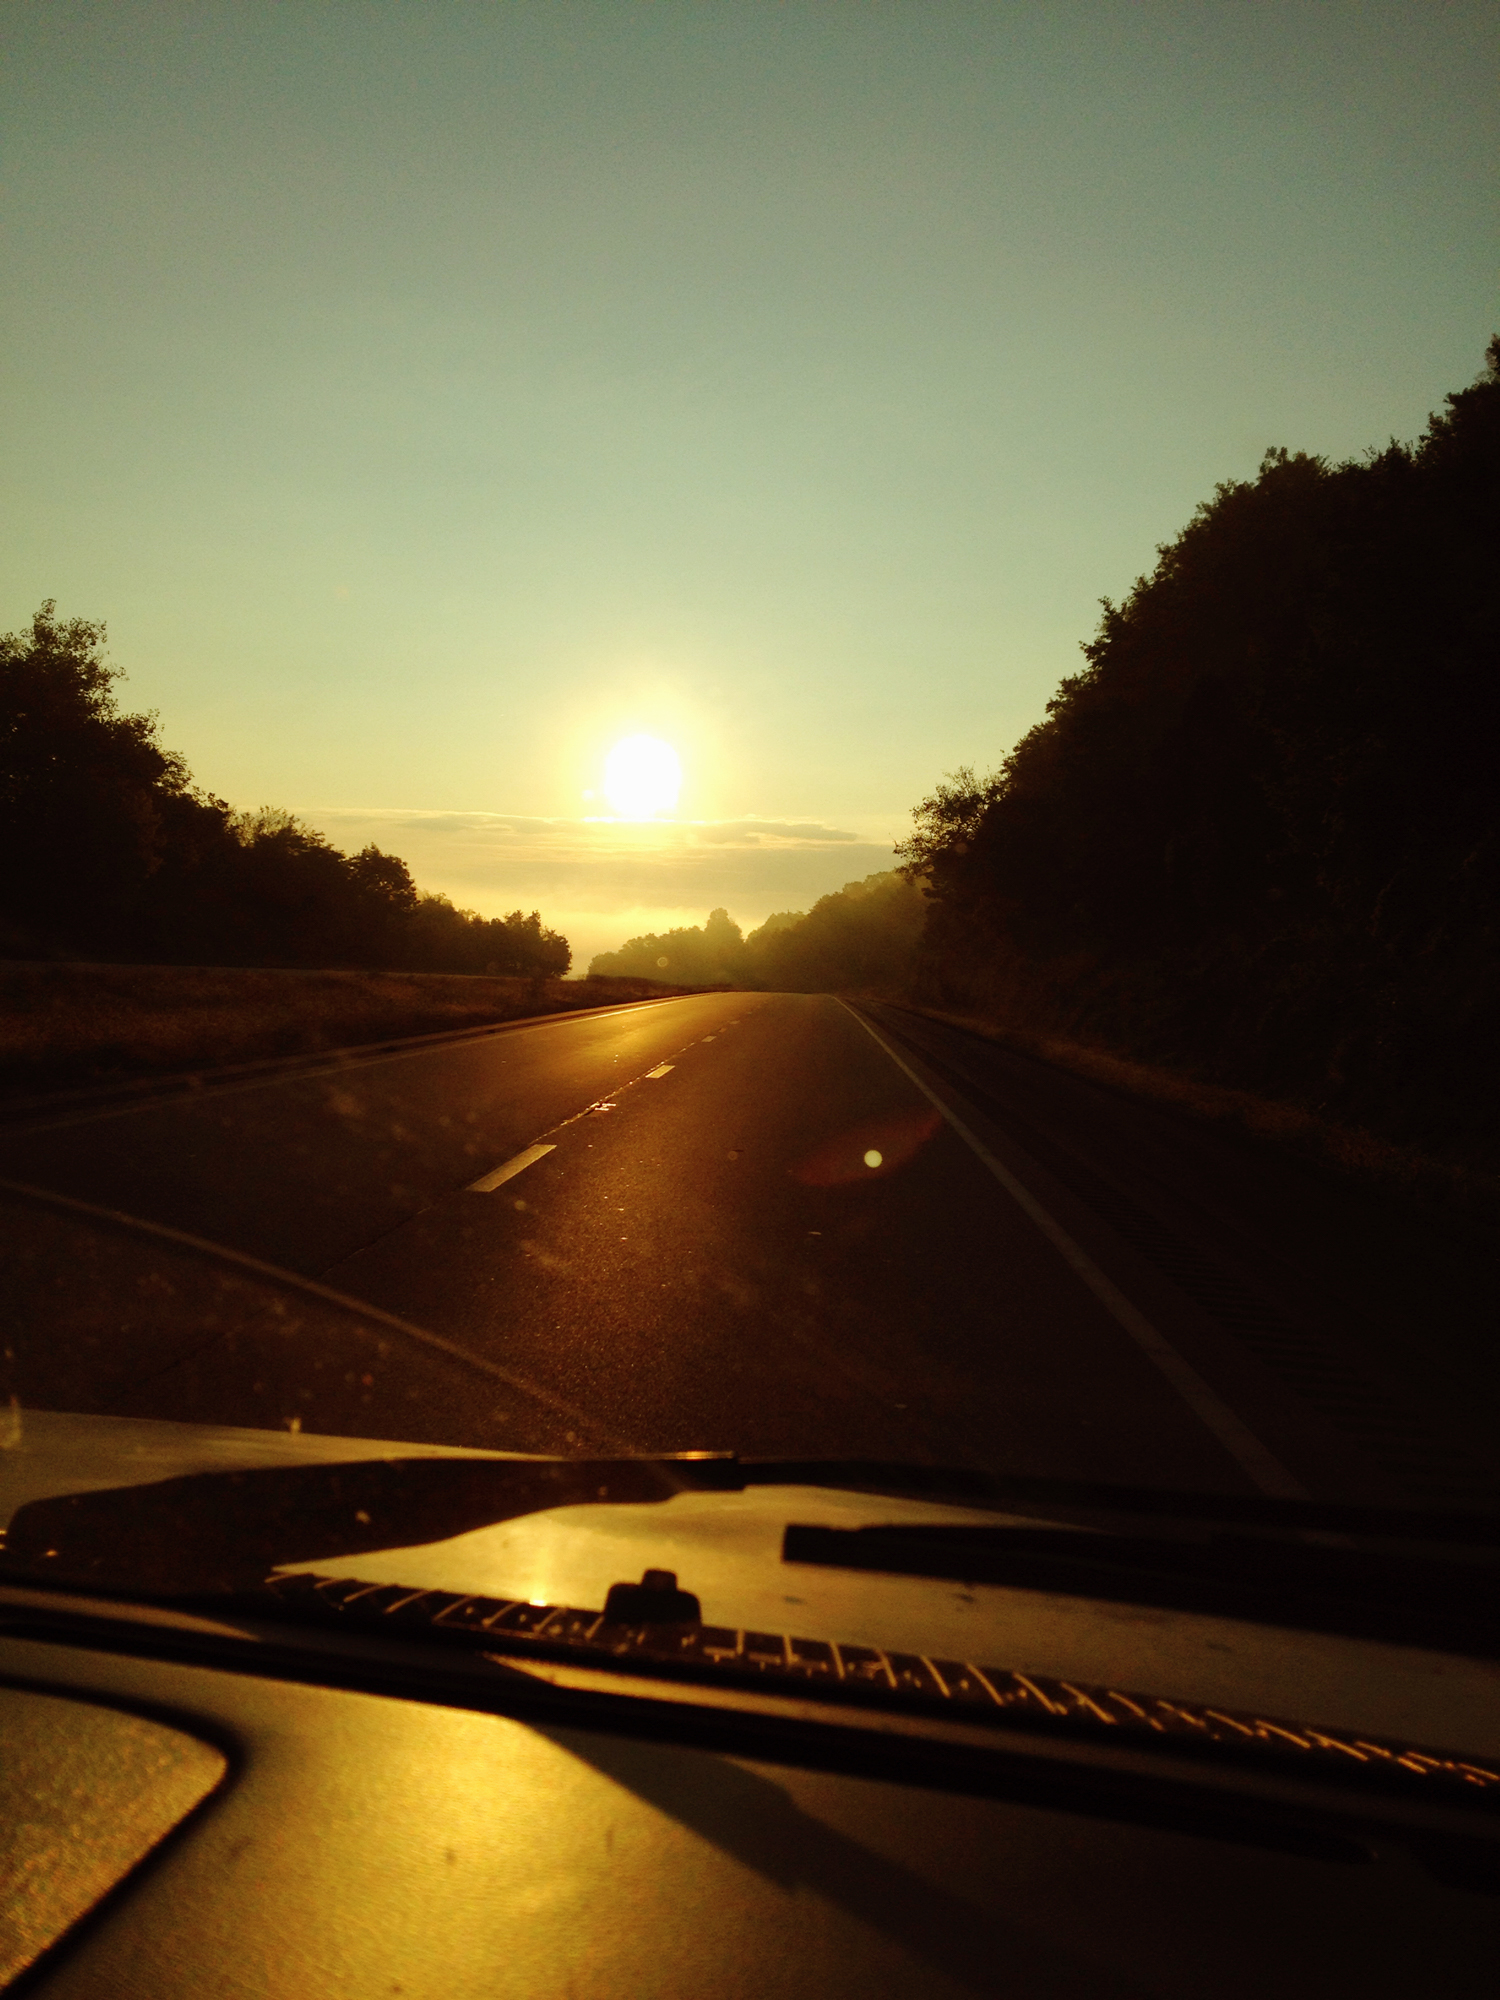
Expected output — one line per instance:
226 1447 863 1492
750 1466 1500 1545
783 1522 1500 1655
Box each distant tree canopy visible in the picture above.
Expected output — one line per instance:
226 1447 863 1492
745 872 926 992
588 907 748 986
0 604 569 977
586 872 925 993
901 339 1500 1155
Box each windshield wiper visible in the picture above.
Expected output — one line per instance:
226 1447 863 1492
783 1519 1500 1656
3 1449 1495 1610
0 1452 1011 1595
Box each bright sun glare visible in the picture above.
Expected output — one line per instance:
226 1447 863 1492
603 734 681 818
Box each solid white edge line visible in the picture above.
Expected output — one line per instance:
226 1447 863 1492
467 1142 556 1193
838 1001 1307 1499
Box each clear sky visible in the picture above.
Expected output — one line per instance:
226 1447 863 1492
3 3 1496 965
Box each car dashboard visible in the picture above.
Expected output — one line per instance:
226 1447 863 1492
3 1572 1497 2000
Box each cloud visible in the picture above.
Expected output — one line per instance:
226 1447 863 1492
322 810 864 847
295 806 903 967
685 819 860 845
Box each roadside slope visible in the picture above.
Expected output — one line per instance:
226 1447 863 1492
0 961 713 1099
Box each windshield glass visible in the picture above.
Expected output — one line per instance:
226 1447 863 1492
0 6 1496 1677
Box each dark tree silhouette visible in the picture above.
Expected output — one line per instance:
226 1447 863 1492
0 602 195 950
0 606 570 977
745 872 925 993
902 340 1500 1159
589 908 747 985
587 876 925 994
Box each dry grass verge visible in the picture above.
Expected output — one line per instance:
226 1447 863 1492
0 962 716 1099
901 1003 1500 1237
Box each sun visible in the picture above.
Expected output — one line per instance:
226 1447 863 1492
603 734 681 818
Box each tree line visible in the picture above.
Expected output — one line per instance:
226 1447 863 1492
901 339 1500 1160
587 870 925 992
0 605 570 976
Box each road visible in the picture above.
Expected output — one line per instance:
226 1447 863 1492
1 991 1493 1503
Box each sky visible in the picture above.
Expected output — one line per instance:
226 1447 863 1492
3 2 1496 967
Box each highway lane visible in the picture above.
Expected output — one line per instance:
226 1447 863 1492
5 987 1485 1502
317 992 1255 1484
865 1005 1498 1507
0 992 748 1274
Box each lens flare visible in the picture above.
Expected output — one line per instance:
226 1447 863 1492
603 735 680 818
791 1110 942 1187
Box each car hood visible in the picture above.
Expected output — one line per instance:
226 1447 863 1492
2 1405 1497 1757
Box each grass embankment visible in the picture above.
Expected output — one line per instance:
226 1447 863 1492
903 1002 1500 1235
0 961 715 1100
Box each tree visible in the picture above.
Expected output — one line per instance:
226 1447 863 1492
901 338 1500 1152
0 602 193 951
589 908 745 984
0 603 574 976
745 872 926 992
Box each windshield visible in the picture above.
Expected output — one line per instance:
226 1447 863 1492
0 7 1496 1670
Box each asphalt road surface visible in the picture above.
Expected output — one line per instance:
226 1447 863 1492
1 991 1493 1503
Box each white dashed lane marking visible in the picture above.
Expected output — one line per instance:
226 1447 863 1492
469 1010 737 1191
467 1142 556 1193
